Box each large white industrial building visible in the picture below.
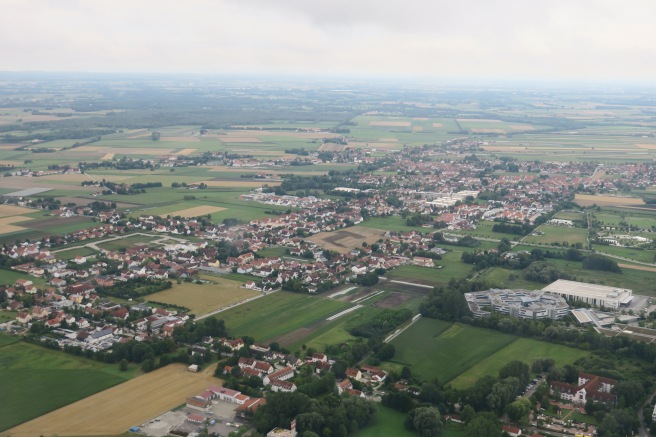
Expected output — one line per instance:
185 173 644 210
465 289 570 320
541 279 633 309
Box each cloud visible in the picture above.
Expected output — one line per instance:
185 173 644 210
0 0 655 82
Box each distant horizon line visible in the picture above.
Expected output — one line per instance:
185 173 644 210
1 70 655 89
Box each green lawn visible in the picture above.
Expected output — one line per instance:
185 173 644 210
217 292 350 342
591 244 655 263
358 216 431 233
454 220 522 241
357 404 418 437
0 339 138 431
386 253 474 286
301 306 383 352
54 246 98 260
449 338 589 389
523 225 588 246
0 268 46 287
387 320 517 384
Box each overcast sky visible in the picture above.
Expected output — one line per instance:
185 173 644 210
2 0 655 83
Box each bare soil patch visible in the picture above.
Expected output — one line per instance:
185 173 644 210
318 143 347 152
432 123 444 128
373 292 414 308
102 153 114 160
575 194 645 207
369 121 411 127
6 364 220 437
636 144 656 150
307 227 386 253
168 205 227 217
618 263 656 272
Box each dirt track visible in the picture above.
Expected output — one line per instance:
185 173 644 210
6 364 220 437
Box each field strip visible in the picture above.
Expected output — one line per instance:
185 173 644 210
385 314 422 343
195 291 274 321
6 364 220 437
352 290 386 304
328 286 357 299
389 280 433 289
167 205 227 218
326 305 363 321
618 263 656 272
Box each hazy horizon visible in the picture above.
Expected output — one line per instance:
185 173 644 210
2 0 656 84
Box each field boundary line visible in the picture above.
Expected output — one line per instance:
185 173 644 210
195 290 277 321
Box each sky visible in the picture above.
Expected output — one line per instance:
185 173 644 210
2 0 656 83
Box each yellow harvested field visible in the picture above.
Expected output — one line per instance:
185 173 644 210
0 216 32 234
636 144 656 150
220 137 263 143
471 128 506 134
147 278 258 315
575 194 645 207
6 364 221 437
432 123 443 127
412 126 423 132
457 118 502 123
102 153 115 160
202 180 281 188
168 205 226 217
413 117 429 120
175 148 197 155
0 205 34 217
308 226 387 254
368 121 411 127
618 263 656 272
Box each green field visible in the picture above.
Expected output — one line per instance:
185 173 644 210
0 268 46 287
300 306 383 352
449 338 589 389
523 225 588 246
386 254 474 286
217 292 350 342
591 243 655 263
386 319 588 388
53 246 98 260
96 234 159 251
357 404 419 437
0 337 137 431
454 220 522 241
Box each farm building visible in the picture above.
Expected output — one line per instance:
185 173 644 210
465 289 569 320
542 279 633 309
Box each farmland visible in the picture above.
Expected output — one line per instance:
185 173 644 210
385 320 588 388
575 194 645 207
523 224 589 246
307 227 387 253
5 363 220 437
216 291 351 343
0 337 138 432
145 277 258 315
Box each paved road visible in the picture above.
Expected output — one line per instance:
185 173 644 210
51 232 188 254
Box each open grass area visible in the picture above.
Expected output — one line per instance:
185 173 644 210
0 339 138 432
523 225 588 246
386 253 474 286
217 291 350 342
0 268 46 287
96 234 159 251
386 319 517 384
591 243 656 263
358 216 430 233
145 278 258 315
357 404 420 437
454 220 522 241
53 246 98 260
301 306 383 352
449 338 589 389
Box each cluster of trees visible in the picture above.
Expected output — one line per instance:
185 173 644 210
285 147 310 156
349 308 413 340
98 180 162 195
491 222 534 236
522 261 571 283
96 278 172 299
253 392 377 436
80 158 155 171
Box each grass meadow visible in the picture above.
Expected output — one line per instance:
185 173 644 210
216 291 350 342
0 335 138 431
